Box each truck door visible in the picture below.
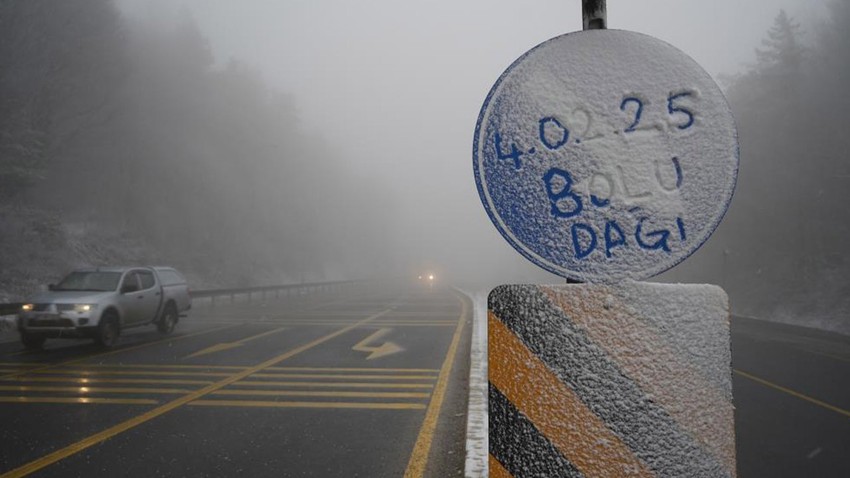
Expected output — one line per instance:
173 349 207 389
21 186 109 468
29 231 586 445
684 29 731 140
135 270 161 323
117 272 143 325
118 270 160 326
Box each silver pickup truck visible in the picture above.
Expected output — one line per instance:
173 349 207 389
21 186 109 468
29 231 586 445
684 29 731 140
17 266 192 349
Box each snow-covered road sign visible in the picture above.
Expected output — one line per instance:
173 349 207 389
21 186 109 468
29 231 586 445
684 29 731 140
474 30 738 282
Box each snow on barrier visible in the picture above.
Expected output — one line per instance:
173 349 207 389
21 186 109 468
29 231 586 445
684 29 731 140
487 283 735 477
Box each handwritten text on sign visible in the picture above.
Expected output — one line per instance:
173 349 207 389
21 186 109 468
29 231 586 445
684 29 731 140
473 31 738 281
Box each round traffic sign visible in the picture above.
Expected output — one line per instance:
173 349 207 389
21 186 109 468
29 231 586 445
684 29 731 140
474 30 738 282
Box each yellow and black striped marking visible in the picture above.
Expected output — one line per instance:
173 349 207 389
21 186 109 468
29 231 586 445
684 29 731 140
488 284 736 478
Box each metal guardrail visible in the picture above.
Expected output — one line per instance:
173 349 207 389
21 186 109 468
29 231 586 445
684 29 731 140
0 303 20 316
0 280 357 315
191 280 355 305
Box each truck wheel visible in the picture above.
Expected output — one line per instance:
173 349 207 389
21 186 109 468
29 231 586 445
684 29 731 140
157 304 177 335
96 312 120 348
21 332 46 350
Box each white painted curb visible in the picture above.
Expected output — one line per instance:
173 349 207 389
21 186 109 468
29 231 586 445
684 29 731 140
455 288 487 478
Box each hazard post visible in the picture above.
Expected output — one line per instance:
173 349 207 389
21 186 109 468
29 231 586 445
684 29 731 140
473 1 739 476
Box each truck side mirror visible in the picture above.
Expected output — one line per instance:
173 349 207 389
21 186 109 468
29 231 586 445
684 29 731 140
121 284 138 294
48 284 56 291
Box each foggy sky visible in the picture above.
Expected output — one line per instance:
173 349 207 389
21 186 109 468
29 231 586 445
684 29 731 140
118 0 816 284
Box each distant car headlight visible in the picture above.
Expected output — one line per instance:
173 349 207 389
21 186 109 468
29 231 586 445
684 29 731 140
73 304 97 313
21 304 33 312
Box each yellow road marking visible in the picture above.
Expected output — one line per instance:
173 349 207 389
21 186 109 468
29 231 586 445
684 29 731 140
235 381 434 389
188 399 425 410
0 325 238 380
197 321 455 327
0 385 192 394
72 363 246 371
0 309 391 478
185 327 287 358
278 319 455 323
266 367 439 373
796 347 850 363
403 292 467 478
274 312 454 318
0 396 157 405
373 320 457 323
43 363 437 374
734 369 850 418
213 389 429 399
31 370 233 378
23 369 437 381
186 320 455 328
39 363 438 373
1 376 214 386
250 373 435 380
0 385 426 399
257 318 455 322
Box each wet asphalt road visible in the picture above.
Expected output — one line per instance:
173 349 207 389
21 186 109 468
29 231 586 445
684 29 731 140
732 317 850 478
2 280 848 478
0 281 471 478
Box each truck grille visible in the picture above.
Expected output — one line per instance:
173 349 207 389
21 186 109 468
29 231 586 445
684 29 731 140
28 318 74 328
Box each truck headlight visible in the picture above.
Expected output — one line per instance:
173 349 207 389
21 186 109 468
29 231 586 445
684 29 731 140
73 304 97 313
21 304 33 312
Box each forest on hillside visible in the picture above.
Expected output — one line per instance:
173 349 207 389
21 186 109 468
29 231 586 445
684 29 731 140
1 1 849 334
0 0 398 298
664 3 850 331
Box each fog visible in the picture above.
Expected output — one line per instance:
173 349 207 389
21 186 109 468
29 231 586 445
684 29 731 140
2 0 847 332
116 0 815 283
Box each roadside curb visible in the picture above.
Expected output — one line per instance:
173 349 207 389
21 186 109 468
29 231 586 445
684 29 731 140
454 288 487 478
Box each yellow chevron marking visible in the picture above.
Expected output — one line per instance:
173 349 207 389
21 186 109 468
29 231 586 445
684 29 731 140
489 312 652 478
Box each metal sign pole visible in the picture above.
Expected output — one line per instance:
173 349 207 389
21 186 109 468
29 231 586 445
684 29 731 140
582 0 607 30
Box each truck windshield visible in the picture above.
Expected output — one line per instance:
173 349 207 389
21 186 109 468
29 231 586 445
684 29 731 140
55 271 122 292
